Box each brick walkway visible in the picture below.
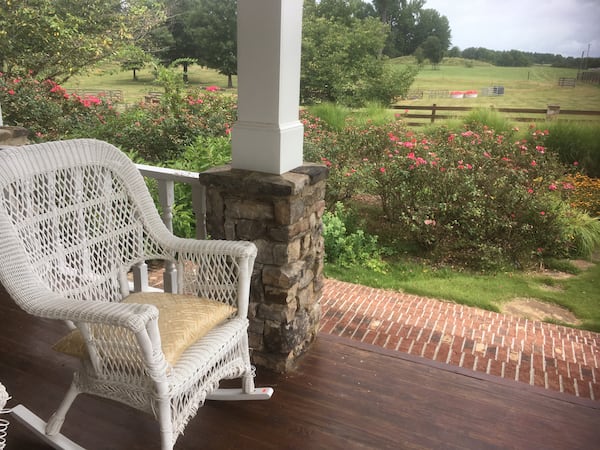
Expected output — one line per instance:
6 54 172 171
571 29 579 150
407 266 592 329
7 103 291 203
320 279 600 401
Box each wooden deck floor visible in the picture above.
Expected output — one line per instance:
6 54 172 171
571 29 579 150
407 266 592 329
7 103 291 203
2 289 599 450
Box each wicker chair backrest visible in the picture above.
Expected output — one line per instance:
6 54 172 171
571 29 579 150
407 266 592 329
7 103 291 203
0 139 169 305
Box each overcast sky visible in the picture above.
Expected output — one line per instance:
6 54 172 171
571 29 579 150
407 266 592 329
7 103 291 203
423 0 600 57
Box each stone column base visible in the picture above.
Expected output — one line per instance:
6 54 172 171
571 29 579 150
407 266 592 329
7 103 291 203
199 163 328 372
0 126 29 147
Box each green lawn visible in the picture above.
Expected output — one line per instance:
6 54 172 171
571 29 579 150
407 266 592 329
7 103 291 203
392 59 600 112
64 63 236 105
67 59 600 112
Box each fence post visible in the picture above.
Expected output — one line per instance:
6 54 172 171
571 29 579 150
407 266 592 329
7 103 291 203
546 105 560 120
431 104 437 123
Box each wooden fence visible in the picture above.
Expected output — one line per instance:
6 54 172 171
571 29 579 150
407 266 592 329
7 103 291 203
558 77 576 87
578 71 600 85
68 89 123 102
392 104 600 126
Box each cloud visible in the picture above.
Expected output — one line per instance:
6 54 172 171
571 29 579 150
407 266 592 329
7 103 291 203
423 0 600 57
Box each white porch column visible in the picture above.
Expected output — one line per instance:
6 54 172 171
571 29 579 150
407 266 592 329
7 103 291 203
232 0 304 175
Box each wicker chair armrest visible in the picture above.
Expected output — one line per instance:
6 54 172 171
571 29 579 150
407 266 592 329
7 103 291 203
28 292 159 333
164 236 257 260
158 237 256 317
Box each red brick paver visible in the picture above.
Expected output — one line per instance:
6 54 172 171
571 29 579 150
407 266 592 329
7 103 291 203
320 279 600 401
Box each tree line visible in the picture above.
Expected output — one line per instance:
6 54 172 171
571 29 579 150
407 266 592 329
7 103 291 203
1 0 597 107
452 47 600 69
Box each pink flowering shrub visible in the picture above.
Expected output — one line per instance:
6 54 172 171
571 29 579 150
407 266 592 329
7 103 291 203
0 72 116 141
91 89 236 161
0 71 237 162
304 112 595 269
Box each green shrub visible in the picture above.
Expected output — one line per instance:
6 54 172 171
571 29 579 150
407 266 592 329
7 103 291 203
322 203 387 273
0 72 117 141
462 108 514 135
540 121 600 178
302 110 407 205
87 89 236 162
362 124 591 268
168 135 232 237
305 115 600 270
126 135 232 238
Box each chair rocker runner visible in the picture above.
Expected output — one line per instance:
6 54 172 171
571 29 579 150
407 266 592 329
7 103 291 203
0 139 273 449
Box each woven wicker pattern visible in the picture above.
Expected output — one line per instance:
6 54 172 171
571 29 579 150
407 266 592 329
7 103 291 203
0 383 9 450
0 139 258 449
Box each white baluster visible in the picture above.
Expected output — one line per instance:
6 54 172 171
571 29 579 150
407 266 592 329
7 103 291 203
132 261 149 292
157 179 177 293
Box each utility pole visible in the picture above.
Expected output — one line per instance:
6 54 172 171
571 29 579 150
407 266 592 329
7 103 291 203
586 43 591 70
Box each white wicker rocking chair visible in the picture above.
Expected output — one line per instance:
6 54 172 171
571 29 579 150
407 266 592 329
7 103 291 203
0 139 272 449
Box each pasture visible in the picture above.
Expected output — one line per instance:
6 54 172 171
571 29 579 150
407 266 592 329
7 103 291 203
63 63 238 105
64 58 600 115
393 57 600 112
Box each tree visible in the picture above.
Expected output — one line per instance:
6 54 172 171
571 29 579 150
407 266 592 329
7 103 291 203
166 0 237 88
373 0 424 57
311 0 374 24
413 9 451 54
413 46 425 66
118 45 154 80
122 0 171 60
421 35 444 69
0 0 168 82
0 0 126 81
301 10 416 106
371 1 451 58
447 46 461 58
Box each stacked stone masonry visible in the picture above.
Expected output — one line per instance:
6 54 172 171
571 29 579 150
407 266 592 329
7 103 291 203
0 126 29 147
199 164 328 372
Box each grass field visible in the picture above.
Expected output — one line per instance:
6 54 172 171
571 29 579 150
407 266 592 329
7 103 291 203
63 63 238 105
392 57 600 112
65 58 600 114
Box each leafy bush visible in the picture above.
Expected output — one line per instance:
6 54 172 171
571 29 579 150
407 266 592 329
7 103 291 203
322 203 387 273
302 110 407 205
166 135 232 237
361 124 593 268
539 121 600 178
301 12 417 106
304 113 600 270
127 135 232 238
0 72 117 141
87 87 236 162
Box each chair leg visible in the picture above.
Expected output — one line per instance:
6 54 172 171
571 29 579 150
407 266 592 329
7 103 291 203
205 340 274 401
46 381 80 436
157 398 173 450
242 371 256 394
241 335 255 394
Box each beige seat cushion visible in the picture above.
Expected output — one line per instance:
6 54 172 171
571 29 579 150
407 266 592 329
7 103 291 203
53 292 237 366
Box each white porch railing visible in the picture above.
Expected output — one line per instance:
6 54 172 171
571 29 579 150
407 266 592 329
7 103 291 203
132 163 206 294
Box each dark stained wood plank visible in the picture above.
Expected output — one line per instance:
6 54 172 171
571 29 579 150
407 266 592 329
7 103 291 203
1 287 599 450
